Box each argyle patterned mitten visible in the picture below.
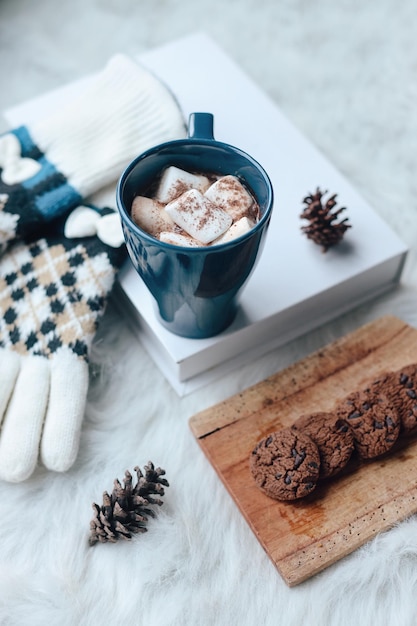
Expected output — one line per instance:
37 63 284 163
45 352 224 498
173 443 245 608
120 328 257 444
0 205 126 482
0 53 185 254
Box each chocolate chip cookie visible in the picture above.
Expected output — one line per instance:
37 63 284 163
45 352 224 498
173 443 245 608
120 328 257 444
367 364 417 435
249 428 320 501
336 389 400 459
291 411 355 478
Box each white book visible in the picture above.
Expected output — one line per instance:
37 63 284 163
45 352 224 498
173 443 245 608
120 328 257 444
4 33 408 396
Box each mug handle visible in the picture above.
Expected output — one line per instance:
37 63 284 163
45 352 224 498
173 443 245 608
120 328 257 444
188 112 215 141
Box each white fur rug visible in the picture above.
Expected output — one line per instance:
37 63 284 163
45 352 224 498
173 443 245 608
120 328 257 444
1 1 417 625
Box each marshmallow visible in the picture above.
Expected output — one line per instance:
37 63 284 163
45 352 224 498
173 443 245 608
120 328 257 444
205 175 254 221
159 231 202 247
131 195 174 236
165 189 232 244
155 166 211 204
212 216 255 245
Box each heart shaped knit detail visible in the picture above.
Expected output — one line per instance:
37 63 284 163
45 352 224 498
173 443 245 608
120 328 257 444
0 133 41 185
64 206 101 238
64 206 124 248
1 158 41 185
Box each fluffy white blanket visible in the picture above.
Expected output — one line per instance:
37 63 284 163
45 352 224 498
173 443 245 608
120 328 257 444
1 1 417 625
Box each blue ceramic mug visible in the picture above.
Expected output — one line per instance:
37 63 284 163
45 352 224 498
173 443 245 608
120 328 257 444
116 112 274 339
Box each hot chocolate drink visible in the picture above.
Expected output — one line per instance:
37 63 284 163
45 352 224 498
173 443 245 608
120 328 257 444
131 165 260 247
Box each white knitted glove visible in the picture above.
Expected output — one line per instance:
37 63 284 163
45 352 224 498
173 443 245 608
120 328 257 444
0 54 185 252
0 205 126 482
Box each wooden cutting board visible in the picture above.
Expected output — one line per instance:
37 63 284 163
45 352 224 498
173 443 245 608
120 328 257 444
189 315 417 586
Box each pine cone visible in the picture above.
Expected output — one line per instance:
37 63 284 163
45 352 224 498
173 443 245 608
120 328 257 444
300 187 351 252
89 462 169 546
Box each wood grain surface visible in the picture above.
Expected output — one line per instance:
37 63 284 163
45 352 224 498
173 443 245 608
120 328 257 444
189 315 417 586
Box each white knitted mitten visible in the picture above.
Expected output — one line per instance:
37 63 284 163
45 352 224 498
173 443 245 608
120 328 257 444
0 205 126 482
0 54 185 253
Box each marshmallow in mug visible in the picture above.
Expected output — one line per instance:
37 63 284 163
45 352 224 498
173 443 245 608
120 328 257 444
155 165 211 203
166 189 232 244
131 166 260 247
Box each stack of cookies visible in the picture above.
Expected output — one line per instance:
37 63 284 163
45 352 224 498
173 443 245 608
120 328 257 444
250 363 417 501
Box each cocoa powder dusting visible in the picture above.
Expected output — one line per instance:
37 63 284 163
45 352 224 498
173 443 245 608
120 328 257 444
171 180 190 200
